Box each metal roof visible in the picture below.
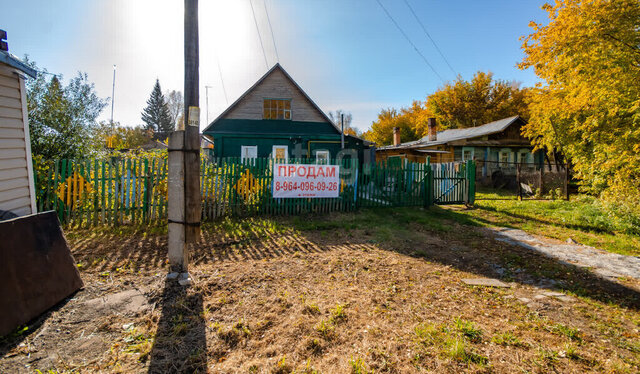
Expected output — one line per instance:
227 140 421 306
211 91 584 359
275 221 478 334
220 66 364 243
377 116 523 150
0 51 37 78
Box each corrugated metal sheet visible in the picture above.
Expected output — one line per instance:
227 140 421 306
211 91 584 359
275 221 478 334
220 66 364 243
378 116 522 150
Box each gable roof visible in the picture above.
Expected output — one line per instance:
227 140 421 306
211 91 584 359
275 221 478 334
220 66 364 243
203 63 337 133
0 51 37 78
378 116 525 150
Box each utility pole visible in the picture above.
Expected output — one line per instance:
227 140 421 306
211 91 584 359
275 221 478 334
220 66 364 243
110 64 116 132
168 0 201 285
205 85 213 125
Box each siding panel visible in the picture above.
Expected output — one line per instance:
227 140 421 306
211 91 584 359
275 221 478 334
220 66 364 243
0 85 20 99
0 96 21 108
0 106 23 119
0 176 29 191
0 118 23 129
0 157 27 170
0 138 26 148
0 196 31 212
0 167 28 181
0 186 30 204
0 74 20 89
0 148 26 159
224 68 328 123
0 127 25 139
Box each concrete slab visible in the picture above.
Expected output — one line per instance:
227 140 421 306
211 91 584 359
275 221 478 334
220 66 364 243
461 278 511 287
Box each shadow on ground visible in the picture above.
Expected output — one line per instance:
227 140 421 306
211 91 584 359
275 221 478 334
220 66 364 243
67 208 640 312
148 279 207 374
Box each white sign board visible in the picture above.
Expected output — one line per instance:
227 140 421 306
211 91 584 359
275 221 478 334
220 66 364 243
273 164 340 198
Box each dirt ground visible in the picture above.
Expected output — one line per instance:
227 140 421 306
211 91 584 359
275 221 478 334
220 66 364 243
1 209 639 373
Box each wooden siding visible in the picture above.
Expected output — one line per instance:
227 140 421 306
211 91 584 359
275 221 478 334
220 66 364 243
0 63 34 216
224 68 328 123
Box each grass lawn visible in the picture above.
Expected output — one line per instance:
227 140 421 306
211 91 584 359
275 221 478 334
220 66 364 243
1 203 639 373
456 189 640 257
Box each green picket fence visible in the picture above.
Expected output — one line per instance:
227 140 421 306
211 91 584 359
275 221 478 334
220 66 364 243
34 157 475 227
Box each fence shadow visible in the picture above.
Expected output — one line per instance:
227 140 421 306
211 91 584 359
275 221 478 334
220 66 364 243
147 279 207 374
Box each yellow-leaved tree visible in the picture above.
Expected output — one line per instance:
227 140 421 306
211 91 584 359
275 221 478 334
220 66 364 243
520 0 640 216
426 71 529 130
362 103 425 146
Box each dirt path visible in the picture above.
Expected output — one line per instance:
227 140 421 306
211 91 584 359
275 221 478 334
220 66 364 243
489 227 640 281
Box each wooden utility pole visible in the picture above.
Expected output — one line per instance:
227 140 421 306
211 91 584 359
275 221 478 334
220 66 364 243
168 0 201 283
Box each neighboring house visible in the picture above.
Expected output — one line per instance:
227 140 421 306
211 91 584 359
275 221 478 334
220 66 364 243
377 116 544 181
202 63 373 163
0 42 38 217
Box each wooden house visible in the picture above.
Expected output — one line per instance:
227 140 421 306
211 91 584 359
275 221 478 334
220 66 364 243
0 39 38 218
202 64 373 163
377 116 544 180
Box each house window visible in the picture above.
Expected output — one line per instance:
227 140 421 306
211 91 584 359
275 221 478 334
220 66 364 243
315 150 330 164
272 145 288 161
518 150 530 165
462 147 474 162
241 145 257 162
263 99 291 120
498 150 511 167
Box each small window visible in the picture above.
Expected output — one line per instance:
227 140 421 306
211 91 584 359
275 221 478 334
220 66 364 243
241 146 257 162
518 150 530 165
462 147 474 162
315 150 330 164
263 99 291 120
498 151 511 167
272 145 288 162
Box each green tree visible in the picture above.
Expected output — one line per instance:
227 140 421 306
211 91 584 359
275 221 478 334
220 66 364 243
425 71 529 130
26 60 107 160
141 79 173 133
519 0 640 211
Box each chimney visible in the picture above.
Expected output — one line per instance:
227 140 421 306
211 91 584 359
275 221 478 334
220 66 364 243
393 127 401 146
428 118 437 141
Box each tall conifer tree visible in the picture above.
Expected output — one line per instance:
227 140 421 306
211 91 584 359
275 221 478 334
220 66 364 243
141 79 173 133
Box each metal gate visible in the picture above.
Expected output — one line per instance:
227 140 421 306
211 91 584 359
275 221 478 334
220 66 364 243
431 161 476 205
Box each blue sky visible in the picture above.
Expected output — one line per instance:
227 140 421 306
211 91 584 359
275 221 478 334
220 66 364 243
1 0 549 132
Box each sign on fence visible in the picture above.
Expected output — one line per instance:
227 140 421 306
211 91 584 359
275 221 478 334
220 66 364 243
272 164 340 198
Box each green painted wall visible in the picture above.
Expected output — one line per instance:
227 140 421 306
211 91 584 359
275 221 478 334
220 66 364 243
204 119 372 162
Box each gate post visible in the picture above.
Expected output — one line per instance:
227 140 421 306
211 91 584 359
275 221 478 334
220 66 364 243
424 157 432 207
466 160 476 205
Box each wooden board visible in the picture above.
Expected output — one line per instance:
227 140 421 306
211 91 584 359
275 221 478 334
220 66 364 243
0 212 83 336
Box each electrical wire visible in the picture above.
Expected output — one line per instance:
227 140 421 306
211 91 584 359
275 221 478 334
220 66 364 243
403 0 457 76
263 0 280 63
249 0 269 69
215 52 229 105
374 0 444 83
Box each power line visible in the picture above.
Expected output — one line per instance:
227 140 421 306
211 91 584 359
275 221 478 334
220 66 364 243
263 0 279 63
249 0 269 69
215 52 229 105
374 0 444 83
403 0 457 76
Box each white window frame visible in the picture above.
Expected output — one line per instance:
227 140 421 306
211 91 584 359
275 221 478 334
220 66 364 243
272 145 288 162
241 145 258 162
461 147 475 162
518 149 530 165
315 150 330 164
498 150 511 168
